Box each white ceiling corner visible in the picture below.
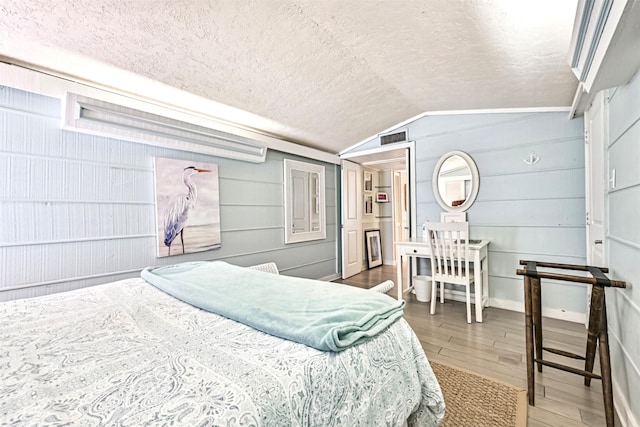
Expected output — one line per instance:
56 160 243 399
0 0 580 154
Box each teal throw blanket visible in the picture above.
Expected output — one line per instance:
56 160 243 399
141 261 404 352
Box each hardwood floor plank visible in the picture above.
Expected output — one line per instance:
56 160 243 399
580 408 607 426
448 335 523 360
528 405 591 427
528 419 554 427
535 396 584 422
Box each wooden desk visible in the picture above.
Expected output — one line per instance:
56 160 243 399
395 238 490 322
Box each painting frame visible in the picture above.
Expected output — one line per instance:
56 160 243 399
363 171 373 192
365 229 383 269
364 194 373 215
153 157 222 257
376 192 388 202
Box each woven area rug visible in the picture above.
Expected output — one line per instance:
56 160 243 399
430 361 527 427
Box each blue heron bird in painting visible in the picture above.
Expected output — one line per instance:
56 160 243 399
164 166 210 256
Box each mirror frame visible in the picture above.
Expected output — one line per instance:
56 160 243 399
432 150 480 213
284 159 326 244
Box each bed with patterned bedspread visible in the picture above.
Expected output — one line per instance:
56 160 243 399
0 272 445 426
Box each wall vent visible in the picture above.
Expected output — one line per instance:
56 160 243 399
63 93 268 163
380 130 408 145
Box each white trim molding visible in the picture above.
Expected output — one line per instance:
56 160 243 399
0 62 340 164
568 0 640 117
341 107 572 155
64 93 268 163
490 297 587 324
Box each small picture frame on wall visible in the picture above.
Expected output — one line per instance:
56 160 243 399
365 229 383 269
376 192 388 202
364 171 373 192
364 194 373 215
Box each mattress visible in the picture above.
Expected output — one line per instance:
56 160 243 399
0 277 445 426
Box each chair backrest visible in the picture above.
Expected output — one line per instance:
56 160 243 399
425 222 471 284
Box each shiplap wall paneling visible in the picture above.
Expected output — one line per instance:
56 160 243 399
417 113 586 319
604 68 640 426
0 86 339 301
345 112 587 320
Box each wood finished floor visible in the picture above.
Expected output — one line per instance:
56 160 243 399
334 265 608 427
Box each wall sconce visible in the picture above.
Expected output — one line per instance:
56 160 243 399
524 151 540 166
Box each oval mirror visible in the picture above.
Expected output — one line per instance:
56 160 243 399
432 150 479 212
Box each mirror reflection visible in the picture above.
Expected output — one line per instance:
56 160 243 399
437 155 472 207
432 151 479 212
284 159 326 244
290 170 320 233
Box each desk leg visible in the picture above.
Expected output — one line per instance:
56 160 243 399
396 253 404 302
474 252 483 322
483 255 489 308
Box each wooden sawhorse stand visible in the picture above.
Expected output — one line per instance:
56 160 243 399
516 260 626 427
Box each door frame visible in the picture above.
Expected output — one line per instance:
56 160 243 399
339 141 416 276
340 160 363 279
584 91 608 327
585 91 607 268
392 169 409 257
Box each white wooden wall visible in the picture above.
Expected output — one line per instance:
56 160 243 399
0 86 339 301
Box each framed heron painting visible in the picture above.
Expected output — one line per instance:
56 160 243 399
153 157 222 257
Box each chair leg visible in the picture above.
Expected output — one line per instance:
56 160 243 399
465 284 472 323
430 280 437 315
440 282 445 303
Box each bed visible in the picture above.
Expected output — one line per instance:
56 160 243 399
0 262 445 426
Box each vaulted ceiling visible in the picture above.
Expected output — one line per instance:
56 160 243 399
0 0 579 154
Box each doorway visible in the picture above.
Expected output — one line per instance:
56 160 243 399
339 143 415 279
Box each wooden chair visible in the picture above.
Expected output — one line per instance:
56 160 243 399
425 222 475 323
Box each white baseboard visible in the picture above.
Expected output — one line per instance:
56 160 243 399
489 297 586 324
613 377 639 427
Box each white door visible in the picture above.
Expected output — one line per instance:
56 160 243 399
585 91 606 267
341 160 362 279
584 91 607 326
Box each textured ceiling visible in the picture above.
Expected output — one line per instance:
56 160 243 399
0 0 579 154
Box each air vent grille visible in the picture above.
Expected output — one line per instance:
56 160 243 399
380 131 407 145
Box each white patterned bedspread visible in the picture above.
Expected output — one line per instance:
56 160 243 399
0 278 444 426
